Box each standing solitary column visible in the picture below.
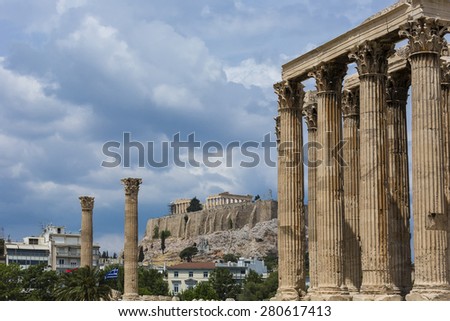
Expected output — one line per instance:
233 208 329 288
341 89 361 294
122 177 142 300
274 80 306 300
386 70 412 296
79 196 94 268
309 61 348 300
302 91 318 294
401 18 450 300
351 40 401 300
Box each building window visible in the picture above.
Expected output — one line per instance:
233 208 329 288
28 238 38 245
203 271 208 278
59 259 64 265
70 262 77 267
174 284 179 293
174 271 178 278
189 271 194 278
241 270 246 274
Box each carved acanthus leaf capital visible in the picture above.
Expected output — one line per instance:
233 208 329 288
341 89 359 119
308 62 347 92
349 40 395 75
302 91 318 130
79 196 95 210
399 17 449 55
121 178 142 196
386 70 411 104
274 80 305 111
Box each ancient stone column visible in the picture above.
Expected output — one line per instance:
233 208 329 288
401 18 450 300
302 91 318 294
273 80 306 300
341 89 361 294
309 61 348 300
442 61 450 286
122 177 142 300
386 69 412 296
350 40 402 300
79 196 94 268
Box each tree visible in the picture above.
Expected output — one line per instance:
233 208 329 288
179 246 198 262
263 252 278 273
222 253 238 263
0 264 23 300
21 263 59 301
139 269 169 296
178 282 218 301
208 268 240 301
160 230 171 254
187 197 203 212
55 266 111 301
153 226 159 240
237 271 278 301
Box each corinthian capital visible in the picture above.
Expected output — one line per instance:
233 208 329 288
79 196 95 210
341 89 359 119
349 40 395 75
308 62 347 92
121 178 142 196
274 115 281 143
386 70 411 104
399 17 449 55
274 80 305 111
302 91 318 130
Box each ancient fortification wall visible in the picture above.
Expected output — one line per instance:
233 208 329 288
144 200 277 239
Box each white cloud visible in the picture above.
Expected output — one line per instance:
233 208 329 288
56 0 87 15
224 59 280 89
152 84 202 110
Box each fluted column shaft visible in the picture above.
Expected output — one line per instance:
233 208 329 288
342 89 361 293
442 63 450 285
351 41 399 297
122 177 142 298
401 18 450 299
309 62 347 296
274 81 305 300
80 196 94 268
386 71 412 295
303 91 318 292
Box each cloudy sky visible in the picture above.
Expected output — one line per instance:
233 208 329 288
0 0 397 254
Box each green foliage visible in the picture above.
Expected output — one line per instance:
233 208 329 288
21 263 59 301
0 264 23 300
222 253 238 263
237 271 278 301
208 268 241 301
179 246 198 262
263 252 278 273
187 197 203 212
153 226 160 240
55 266 111 301
178 282 218 301
160 230 171 254
138 268 169 296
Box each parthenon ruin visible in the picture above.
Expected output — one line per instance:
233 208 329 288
275 0 450 301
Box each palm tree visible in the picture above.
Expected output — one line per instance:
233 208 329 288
55 266 112 301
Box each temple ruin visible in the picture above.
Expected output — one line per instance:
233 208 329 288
275 0 450 301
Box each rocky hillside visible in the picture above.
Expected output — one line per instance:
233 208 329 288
140 200 278 265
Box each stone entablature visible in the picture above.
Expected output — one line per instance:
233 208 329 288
275 0 450 301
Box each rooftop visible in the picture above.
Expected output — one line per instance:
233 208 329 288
167 262 216 270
